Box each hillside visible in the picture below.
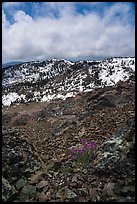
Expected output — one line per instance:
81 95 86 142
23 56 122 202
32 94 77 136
2 57 135 106
2 57 135 202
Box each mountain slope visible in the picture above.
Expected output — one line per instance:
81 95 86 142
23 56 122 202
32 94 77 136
2 75 135 202
2 57 135 202
2 57 135 106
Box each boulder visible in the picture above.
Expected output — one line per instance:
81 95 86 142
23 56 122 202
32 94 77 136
2 176 17 202
92 116 135 174
56 187 78 201
97 94 117 108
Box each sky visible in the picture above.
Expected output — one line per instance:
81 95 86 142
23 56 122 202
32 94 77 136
2 2 135 63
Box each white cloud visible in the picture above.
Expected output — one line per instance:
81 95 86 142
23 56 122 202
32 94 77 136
2 3 135 63
13 10 32 22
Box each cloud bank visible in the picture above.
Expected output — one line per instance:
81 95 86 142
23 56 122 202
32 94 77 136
2 2 135 63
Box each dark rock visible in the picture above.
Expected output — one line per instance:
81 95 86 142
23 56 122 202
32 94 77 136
28 171 44 184
2 176 17 202
16 178 27 189
92 116 135 175
102 182 115 197
78 188 88 196
120 185 135 196
56 187 78 201
36 180 48 189
89 187 99 202
48 160 62 171
37 192 48 201
98 94 117 107
21 185 36 199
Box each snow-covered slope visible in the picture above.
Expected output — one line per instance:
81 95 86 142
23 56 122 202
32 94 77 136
2 57 135 106
2 59 74 87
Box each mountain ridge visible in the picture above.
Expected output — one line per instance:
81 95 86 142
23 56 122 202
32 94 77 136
2 61 24 68
2 57 135 106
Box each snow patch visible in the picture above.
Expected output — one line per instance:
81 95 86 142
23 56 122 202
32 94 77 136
2 92 26 106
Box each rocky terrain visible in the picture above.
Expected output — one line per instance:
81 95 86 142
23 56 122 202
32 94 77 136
2 70 135 202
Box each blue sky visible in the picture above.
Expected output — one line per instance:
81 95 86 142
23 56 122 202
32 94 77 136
2 2 135 63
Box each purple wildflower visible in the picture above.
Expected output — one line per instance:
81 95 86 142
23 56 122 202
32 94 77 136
70 147 76 153
70 147 77 159
70 155 74 160
68 140 97 164
85 143 93 149
91 142 97 149
91 141 97 146
76 146 84 154
80 138 87 144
